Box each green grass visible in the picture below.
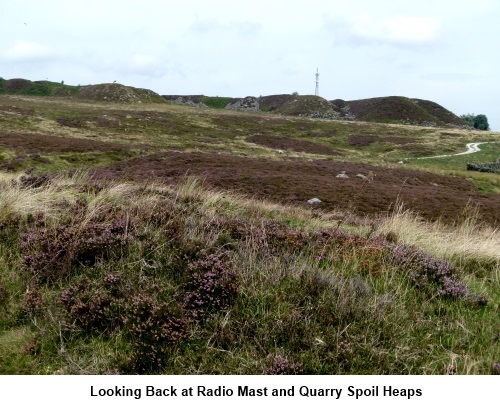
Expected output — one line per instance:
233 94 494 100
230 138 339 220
0 95 499 375
0 174 498 375
199 96 233 109
0 78 80 97
405 142 500 193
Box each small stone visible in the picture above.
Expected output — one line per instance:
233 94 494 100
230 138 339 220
307 198 322 205
356 173 368 180
336 171 349 179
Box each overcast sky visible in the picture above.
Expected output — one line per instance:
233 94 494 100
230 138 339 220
1 0 499 129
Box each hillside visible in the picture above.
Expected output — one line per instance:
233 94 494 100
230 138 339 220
345 96 468 127
0 91 499 376
75 83 166 103
0 78 80 96
1 77 469 127
163 91 468 128
272 95 339 118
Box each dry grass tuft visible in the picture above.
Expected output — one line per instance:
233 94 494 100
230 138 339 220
378 202 500 263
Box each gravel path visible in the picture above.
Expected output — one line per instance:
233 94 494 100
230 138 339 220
413 142 493 160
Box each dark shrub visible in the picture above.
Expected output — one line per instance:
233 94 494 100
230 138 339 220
266 355 303 375
60 284 124 332
182 252 239 321
391 245 468 298
20 219 133 282
124 295 188 372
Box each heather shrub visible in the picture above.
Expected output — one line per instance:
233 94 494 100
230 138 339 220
60 284 124 332
21 287 44 317
0 283 8 308
124 294 188 372
182 252 239 321
391 245 468 298
20 218 133 282
18 173 54 189
207 217 309 255
266 355 303 375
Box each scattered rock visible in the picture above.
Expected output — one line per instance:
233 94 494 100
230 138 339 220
225 96 260 111
356 173 368 180
336 171 349 179
307 198 322 205
170 96 208 108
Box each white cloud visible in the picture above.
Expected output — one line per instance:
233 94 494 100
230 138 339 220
3 40 52 61
130 54 157 70
345 14 440 45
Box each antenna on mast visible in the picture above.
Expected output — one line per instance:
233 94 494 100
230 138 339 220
315 67 319 96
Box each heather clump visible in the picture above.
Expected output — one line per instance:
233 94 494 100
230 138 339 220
391 245 468 298
20 218 134 282
18 173 54 189
123 294 188 373
0 283 8 308
182 251 239 321
21 287 44 317
207 217 308 254
60 283 124 332
266 355 303 375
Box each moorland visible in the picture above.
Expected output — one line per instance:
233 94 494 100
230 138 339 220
0 79 498 374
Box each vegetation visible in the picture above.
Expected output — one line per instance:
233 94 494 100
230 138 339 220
0 173 498 375
0 92 498 375
0 78 80 97
198 96 234 109
460 113 490 131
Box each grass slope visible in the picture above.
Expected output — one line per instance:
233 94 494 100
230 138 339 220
0 78 80 96
0 94 499 375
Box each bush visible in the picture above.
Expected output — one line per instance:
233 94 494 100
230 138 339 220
20 219 133 282
391 245 468 298
460 113 490 130
182 252 239 321
266 355 303 375
124 295 188 372
60 285 123 332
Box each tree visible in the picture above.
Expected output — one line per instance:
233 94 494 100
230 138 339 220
459 113 490 130
474 114 490 130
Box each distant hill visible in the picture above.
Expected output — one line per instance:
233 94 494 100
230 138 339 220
343 96 468 127
0 78 79 96
273 95 339 117
162 92 468 128
75 83 166 103
0 78 165 104
0 77 468 127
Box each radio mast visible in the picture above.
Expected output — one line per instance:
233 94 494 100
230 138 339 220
315 68 319 96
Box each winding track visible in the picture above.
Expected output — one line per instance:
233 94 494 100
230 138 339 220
414 142 493 160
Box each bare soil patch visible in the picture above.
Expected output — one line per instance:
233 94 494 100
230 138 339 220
246 134 342 156
93 152 500 225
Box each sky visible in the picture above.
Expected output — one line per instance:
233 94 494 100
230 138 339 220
1 0 499 129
